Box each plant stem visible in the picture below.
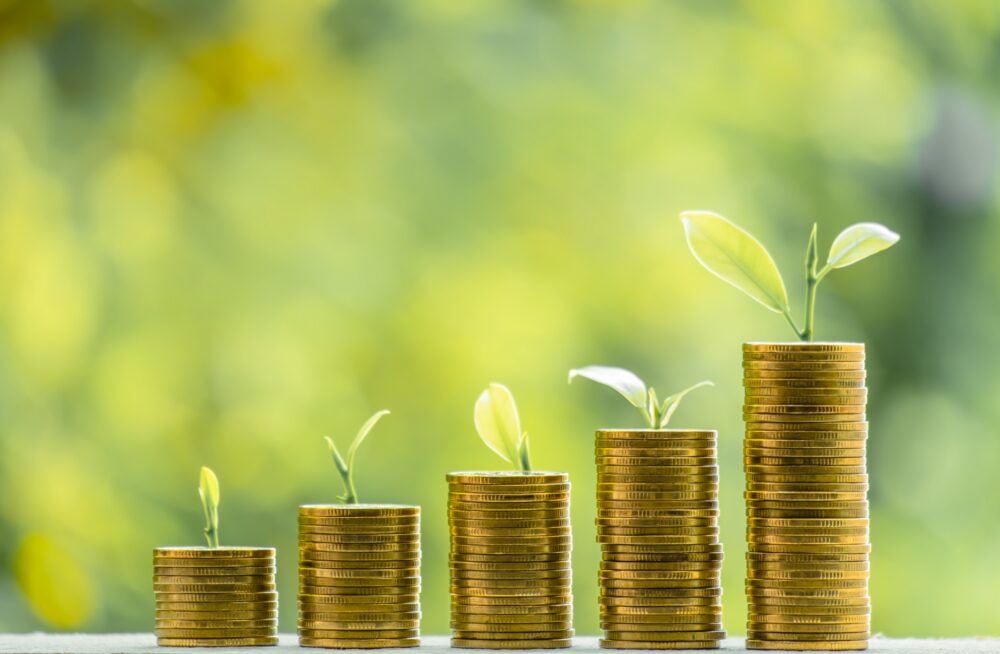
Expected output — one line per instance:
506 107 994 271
802 273 819 342
340 468 358 504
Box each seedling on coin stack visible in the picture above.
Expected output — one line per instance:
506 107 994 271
569 366 726 650
681 211 900 651
153 467 278 648
447 383 574 650
298 410 421 649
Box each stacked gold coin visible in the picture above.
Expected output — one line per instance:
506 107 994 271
447 471 573 650
298 504 421 649
596 429 725 650
743 342 870 651
153 547 278 647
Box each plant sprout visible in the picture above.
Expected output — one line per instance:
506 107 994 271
198 466 220 549
680 211 900 341
325 409 390 504
569 366 713 429
474 383 531 472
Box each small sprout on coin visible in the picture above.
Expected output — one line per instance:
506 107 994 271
569 365 713 429
679 211 900 341
198 466 220 548
325 409 390 504
474 383 531 472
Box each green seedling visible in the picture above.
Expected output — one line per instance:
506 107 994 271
474 383 531 472
569 365 713 429
198 466 220 548
680 211 899 341
325 409 390 504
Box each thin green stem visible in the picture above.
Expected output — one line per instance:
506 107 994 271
339 467 358 504
802 274 819 342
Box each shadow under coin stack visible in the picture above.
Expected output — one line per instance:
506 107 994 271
596 429 725 650
447 472 574 649
153 547 278 647
743 342 870 651
298 505 421 649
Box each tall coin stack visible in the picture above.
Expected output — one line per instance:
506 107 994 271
447 471 574 649
153 547 278 647
298 505 421 649
743 342 870 651
596 429 726 650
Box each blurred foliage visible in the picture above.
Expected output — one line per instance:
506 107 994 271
0 0 999 638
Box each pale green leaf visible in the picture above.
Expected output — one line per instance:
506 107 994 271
347 409 390 465
474 383 523 465
324 436 348 476
680 211 791 315
568 366 647 409
658 380 715 428
826 222 900 270
199 466 220 510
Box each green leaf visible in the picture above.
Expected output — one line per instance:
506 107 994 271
517 433 532 472
199 467 220 510
568 366 648 409
658 380 715 428
680 211 791 315
805 223 819 277
474 383 524 466
324 436 348 476
347 409 390 467
825 222 900 270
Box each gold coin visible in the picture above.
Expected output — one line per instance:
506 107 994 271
748 544 870 556
447 471 568 483
301 567 419 579
299 524 419 535
743 368 867 380
450 545 571 556
602 587 720 599
597 447 717 457
450 560 570 571
156 637 279 647
748 613 869 626
599 639 720 650
450 527 571 539
743 476 868 489
450 588 571 600
747 587 868 599
152 557 275 568
601 561 721 572
747 510 868 520
602 580 718 590
300 602 420 614
750 597 869 608
743 359 864 370
451 622 573 640
597 440 718 451
153 575 274 585
450 576 569 588
298 532 420 544
746 580 867 591
452 595 570 606
600 464 718 474
746 472 868 483
598 536 719 547
450 553 570 564
154 583 275 593
451 610 572 622
451 633 574 642
299 578 420 590
299 611 419 623
299 637 419 649
745 445 865 457
298 515 419 527
155 601 279 612
154 547 274 558
155 610 278 621
745 492 866 503
299 584 418 596
298 629 418 639
154 591 277 602
299 504 419 517
153 567 276 577
299 542 420 553
603 631 724 642
745 639 867 650
598 525 717 536
744 394 866 407
743 342 864 353
155 619 277 629
450 492 572 505
600 614 720 625
600 603 721 615
603 543 722 554
597 508 719 518
747 524 868 535
299 622 419 633
597 517 717 529
299 549 420 562
299 559 417 571
597 429 715 439
451 569 569 581
745 415 867 426
449 482 570 493
599 569 719 580
599 502 720 512
452 602 572 614
748 562 869 573
746 631 869 641
449 501 569 512
748 570 869 581
744 387 866 397
451 638 572 649
448 509 569 521
748 534 868 546
298 594 420 606
747 483 867 494
749 595 871 620
449 519 569 530
747 552 868 564
743 380 865 390
155 628 275 638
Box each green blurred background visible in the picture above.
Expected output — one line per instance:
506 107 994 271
1 0 998 638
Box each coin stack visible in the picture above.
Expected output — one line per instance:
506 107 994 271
298 504 421 649
153 547 278 647
447 471 574 649
596 429 726 650
743 342 870 651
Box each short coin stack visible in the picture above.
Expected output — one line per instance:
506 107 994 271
298 504 421 649
153 547 278 647
447 471 573 649
596 429 725 650
743 342 870 651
